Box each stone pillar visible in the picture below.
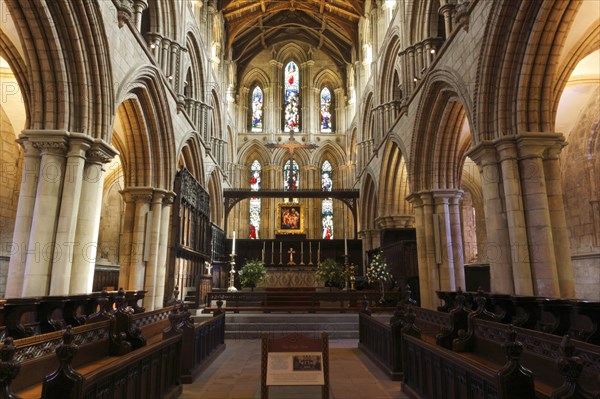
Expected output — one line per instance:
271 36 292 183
270 60 283 133
407 194 432 308
118 191 136 289
132 0 148 31
144 190 165 310
438 3 455 38
124 187 153 290
467 143 516 294
50 135 93 294
5 138 40 297
69 142 116 294
495 138 532 295
421 192 439 308
516 134 560 297
432 191 456 291
154 192 175 308
449 192 465 289
22 132 68 296
544 141 575 297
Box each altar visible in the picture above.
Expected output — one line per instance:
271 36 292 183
261 266 318 288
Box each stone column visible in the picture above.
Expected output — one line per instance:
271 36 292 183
432 191 456 291
155 192 175 308
144 189 165 310
118 191 136 289
126 187 153 290
543 141 575 297
5 138 40 297
270 60 283 133
438 3 455 39
495 138 532 295
516 134 560 297
449 192 465 289
407 194 431 309
50 135 93 295
22 132 68 296
132 0 148 31
420 192 439 308
69 142 116 294
467 143 516 294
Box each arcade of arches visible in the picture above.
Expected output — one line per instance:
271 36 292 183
0 0 598 311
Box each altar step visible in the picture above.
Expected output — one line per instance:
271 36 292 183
213 313 359 340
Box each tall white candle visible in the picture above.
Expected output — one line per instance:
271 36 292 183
232 231 236 254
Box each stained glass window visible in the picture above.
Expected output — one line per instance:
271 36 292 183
251 86 263 132
321 161 333 239
284 61 300 132
249 160 261 239
320 87 332 132
284 159 299 191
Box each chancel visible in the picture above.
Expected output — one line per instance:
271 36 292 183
0 0 598 398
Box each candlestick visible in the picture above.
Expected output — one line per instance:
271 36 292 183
271 241 274 265
232 231 236 254
300 242 304 265
317 242 321 264
344 236 348 256
308 242 313 266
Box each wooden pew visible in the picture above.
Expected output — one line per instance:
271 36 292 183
8 321 131 398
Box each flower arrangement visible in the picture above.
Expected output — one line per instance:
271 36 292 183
239 259 267 290
316 258 344 288
366 250 392 284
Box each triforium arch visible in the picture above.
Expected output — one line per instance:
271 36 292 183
183 31 207 103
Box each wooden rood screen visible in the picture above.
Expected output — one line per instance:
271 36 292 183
167 168 212 305
261 332 330 399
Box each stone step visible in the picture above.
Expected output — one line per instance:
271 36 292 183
213 312 360 340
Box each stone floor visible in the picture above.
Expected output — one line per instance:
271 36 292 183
180 339 410 399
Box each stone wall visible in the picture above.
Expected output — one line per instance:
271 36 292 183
561 86 600 300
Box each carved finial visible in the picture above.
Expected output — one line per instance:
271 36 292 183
502 325 523 361
361 295 372 316
0 337 21 398
213 299 224 316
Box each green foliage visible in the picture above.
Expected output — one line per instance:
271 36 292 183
316 258 344 287
239 259 267 287
366 250 392 284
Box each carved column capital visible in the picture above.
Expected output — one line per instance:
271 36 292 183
116 0 134 28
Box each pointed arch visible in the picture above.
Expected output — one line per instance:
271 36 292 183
115 65 176 190
177 132 205 186
360 172 379 233
410 70 474 192
207 170 223 228
378 140 414 223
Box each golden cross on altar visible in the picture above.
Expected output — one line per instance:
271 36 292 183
287 247 296 265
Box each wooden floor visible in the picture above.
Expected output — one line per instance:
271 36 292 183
180 339 409 399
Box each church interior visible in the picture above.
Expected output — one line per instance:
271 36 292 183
0 0 599 398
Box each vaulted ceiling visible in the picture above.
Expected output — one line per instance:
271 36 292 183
219 0 365 74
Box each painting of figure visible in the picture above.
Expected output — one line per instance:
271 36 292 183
276 203 304 235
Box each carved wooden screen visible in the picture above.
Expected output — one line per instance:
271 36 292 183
166 168 211 305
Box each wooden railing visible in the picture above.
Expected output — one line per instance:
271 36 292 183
358 312 403 380
205 290 402 312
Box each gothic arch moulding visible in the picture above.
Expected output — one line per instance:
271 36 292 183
114 65 176 190
177 132 205 186
183 31 207 102
410 69 474 192
207 169 224 228
378 139 414 224
4 0 113 137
